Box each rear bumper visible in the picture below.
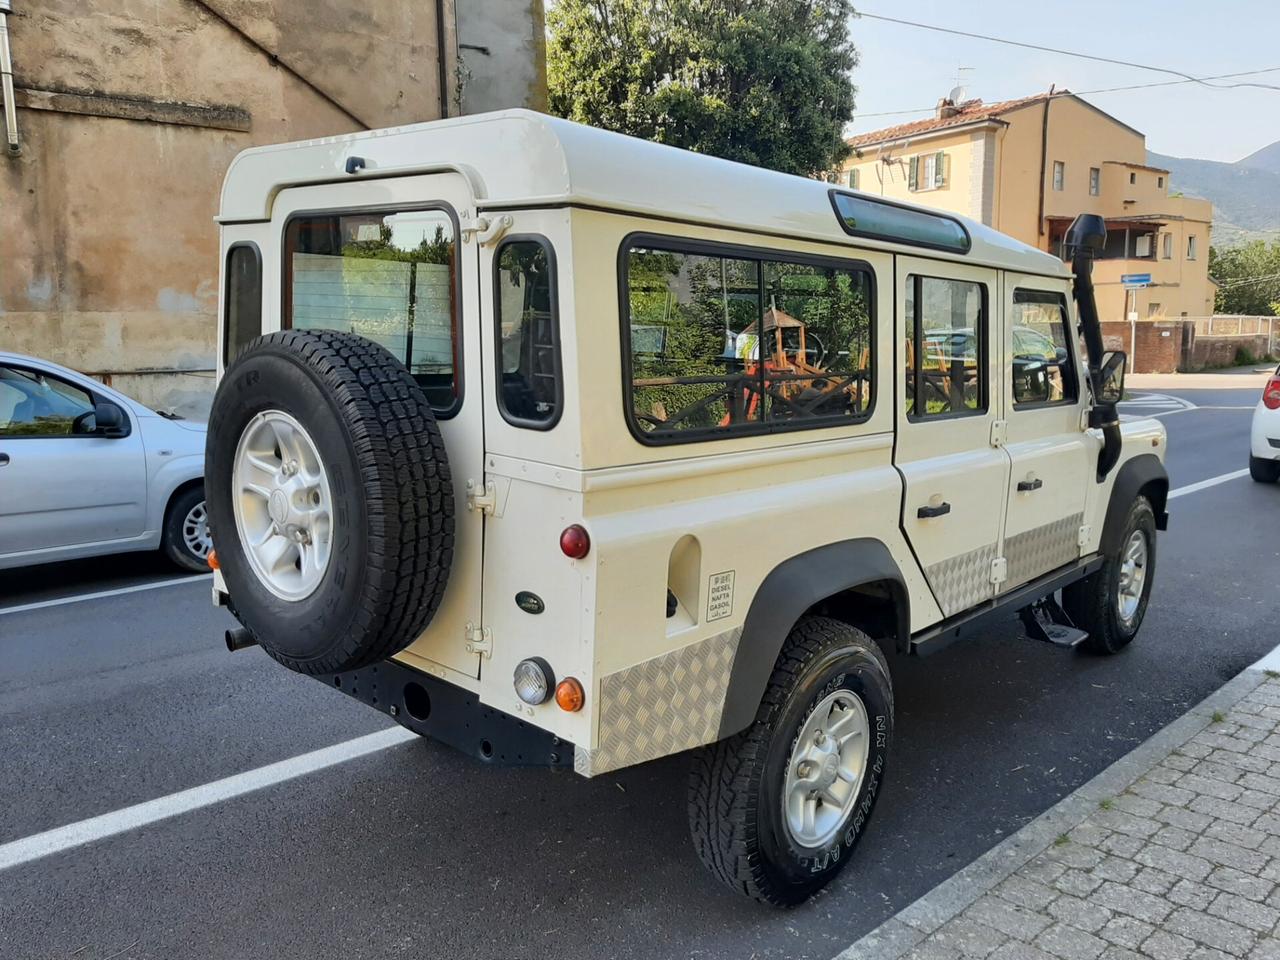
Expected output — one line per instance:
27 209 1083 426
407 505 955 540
1251 405 1280 460
318 658 575 769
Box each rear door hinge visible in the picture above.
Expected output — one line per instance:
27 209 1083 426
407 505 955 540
989 420 1007 447
459 213 513 247
465 621 492 658
990 556 1008 586
1077 523 1092 548
466 479 497 515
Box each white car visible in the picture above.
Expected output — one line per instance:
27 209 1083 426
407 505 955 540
0 353 210 571
1251 365 1280 484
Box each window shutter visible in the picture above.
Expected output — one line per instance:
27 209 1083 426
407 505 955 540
908 156 918 191
935 152 946 187
849 168 859 190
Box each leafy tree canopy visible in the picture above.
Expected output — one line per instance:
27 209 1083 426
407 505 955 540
1210 241 1280 316
547 0 859 178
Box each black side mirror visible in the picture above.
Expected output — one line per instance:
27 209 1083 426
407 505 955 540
73 400 128 437
1095 351 1127 405
1055 346 1069 363
1065 214 1107 259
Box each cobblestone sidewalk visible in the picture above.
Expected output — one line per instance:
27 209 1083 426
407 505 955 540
843 669 1280 960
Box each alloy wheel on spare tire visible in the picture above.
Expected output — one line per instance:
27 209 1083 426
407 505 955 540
204 330 454 675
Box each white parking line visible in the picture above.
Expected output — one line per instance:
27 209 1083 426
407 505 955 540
1168 468 1251 500
0 574 210 617
0 726 418 872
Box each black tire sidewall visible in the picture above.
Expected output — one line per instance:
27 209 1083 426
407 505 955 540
1104 499 1157 644
206 347 370 665
163 484 207 571
756 640 892 895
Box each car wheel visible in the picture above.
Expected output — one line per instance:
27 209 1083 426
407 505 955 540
1064 496 1157 655
1250 455 1280 484
688 617 893 905
204 330 454 676
162 485 213 573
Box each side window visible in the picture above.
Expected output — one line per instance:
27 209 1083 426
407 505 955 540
494 237 561 429
1010 290 1079 408
0 366 95 437
623 241 874 442
283 207 460 415
904 275 986 418
224 243 262 364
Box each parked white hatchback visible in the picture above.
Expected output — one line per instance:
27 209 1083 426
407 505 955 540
1251 365 1280 484
0 353 210 571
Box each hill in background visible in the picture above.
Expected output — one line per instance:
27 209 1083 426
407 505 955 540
1149 142 1280 248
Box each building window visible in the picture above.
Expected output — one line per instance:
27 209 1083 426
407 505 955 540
283 207 460 415
1134 233 1153 259
1052 161 1065 192
909 152 947 191
1089 167 1100 196
494 237 561 429
1148 302 1163 318
1129 172 1137 185
1187 235 1198 260
1157 176 1165 189
1010 290 1078 408
848 167 859 190
904 275 986 418
224 243 262 365
622 239 874 443
1162 233 1173 259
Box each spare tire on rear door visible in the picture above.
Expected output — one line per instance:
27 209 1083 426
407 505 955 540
205 330 454 675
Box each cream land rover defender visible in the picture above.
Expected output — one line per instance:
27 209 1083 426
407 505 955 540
206 110 1168 905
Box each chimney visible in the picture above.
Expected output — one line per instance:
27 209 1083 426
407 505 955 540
936 97 960 120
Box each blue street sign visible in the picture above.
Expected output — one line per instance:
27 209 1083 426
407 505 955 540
1121 273 1151 288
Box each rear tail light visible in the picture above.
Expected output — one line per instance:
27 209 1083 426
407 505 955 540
1264 377 1280 411
555 677 585 712
559 524 591 559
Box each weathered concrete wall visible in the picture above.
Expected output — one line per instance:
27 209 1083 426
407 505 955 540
0 0 534 419
457 0 547 115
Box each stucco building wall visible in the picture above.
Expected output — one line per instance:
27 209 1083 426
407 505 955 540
0 0 545 417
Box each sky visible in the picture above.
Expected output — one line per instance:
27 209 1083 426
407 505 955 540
847 1 1280 163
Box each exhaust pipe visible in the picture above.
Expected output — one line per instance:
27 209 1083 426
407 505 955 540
225 626 259 652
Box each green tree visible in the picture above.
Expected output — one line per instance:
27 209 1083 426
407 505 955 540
547 0 859 178
1209 241 1280 316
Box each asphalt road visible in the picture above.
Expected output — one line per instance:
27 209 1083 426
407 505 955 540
1 381 1275 960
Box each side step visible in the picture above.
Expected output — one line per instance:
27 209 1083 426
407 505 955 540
1019 596 1088 648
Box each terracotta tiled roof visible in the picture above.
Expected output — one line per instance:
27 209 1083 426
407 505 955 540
846 93 1056 150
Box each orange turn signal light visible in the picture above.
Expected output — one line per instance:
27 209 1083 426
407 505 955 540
207 549 220 571
555 677 585 712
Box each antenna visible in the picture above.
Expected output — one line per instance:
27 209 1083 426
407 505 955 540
949 66 973 104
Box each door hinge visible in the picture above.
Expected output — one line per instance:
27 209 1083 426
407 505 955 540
465 621 492 658
1077 523 1092 548
466 478 497 515
459 213 513 247
990 557 1008 586
989 419 1007 447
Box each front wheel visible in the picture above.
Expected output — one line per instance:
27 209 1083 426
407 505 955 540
1250 455 1280 484
162 485 212 572
688 617 893 905
1064 496 1157 655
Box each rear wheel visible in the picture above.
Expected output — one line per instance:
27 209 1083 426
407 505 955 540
1250 455 1280 484
161 485 212 572
1064 496 1156 655
688 617 893 905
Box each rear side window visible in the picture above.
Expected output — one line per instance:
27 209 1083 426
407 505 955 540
494 238 561 429
621 238 875 443
224 243 262 364
904 275 987 418
282 207 460 415
1010 289 1078 408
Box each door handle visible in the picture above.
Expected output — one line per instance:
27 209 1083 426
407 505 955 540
917 501 951 519
1017 478 1044 492
0 452 9 466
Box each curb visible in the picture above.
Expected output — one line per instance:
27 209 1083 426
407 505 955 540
832 665 1271 960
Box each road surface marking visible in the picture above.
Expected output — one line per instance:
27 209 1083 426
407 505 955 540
0 574 211 617
0 726 418 872
1119 393 1196 412
1168 468 1251 500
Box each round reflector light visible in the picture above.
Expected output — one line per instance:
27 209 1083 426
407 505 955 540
513 657 554 705
559 524 591 559
555 676 585 712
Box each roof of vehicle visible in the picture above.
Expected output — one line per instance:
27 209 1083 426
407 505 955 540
219 109 1069 278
